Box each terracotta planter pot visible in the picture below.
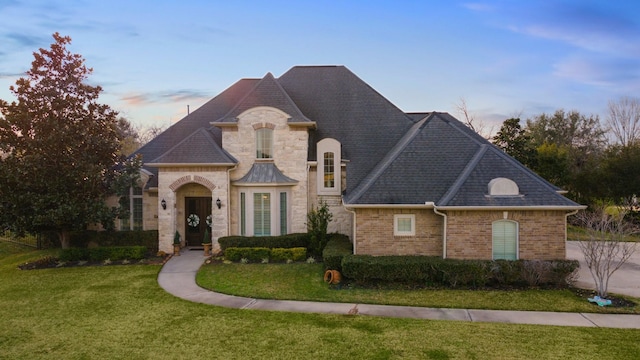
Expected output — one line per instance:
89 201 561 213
203 243 212 256
173 244 181 256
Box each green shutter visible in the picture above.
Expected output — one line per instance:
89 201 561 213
240 193 246 236
492 221 517 260
280 192 287 235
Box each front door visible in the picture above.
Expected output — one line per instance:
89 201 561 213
185 197 212 246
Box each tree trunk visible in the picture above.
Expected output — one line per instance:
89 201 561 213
59 230 71 249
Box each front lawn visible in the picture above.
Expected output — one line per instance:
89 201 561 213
196 262 639 314
2 242 640 359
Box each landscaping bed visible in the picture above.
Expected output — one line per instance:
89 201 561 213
17 252 170 270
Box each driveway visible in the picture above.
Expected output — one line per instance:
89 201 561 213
566 241 640 298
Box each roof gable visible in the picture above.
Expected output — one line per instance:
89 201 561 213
215 72 313 125
148 128 237 165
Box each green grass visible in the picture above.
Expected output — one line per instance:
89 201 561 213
2 241 640 359
197 262 639 314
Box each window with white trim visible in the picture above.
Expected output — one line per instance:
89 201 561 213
492 220 518 260
394 214 415 236
317 138 341 195
239 189 290 236
120 186 143 231
256 128 273 159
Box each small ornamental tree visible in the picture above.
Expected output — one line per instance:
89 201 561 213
0 33 122 248
576 205 638 298
306 200 333 257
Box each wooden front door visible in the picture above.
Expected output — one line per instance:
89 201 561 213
185 197 212 246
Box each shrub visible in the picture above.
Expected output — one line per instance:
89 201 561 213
322 234 352 271
340 255 578 289
225 247 271 263
43 230 159 252
270 247 307 262
218 233 310 251
59 246 147 262
307 201 333 257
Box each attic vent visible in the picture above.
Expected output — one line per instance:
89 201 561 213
488 178 519 196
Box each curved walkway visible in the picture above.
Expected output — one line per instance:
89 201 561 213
158 249 640 329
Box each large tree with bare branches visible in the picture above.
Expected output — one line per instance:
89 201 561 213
607 96 640 147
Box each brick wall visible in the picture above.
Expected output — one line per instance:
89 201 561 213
445 210 567 260
355 208 443 256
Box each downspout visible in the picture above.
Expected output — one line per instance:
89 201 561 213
343 201 357 255
564 209 580 249
226 165 238 237
433 205 447 259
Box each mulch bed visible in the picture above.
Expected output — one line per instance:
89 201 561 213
18 254 171 270
573 288 637 309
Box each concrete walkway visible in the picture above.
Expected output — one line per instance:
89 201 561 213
158 249 640 329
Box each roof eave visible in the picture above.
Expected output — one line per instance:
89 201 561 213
435 205 587 211
343 203 436 209
147 162 237 168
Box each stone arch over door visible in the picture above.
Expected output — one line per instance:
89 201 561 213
174 182 213 247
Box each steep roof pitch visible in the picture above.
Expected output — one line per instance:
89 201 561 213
148 127 236 165
131 78 258 187
278 66 416 195
233 162 298 185
345 112 581 208
215 72 313 125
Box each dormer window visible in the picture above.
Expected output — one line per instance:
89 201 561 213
256 128 273 159
317 138 341 195
488 178 519 196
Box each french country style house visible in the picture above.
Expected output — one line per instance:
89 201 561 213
122 65 585 259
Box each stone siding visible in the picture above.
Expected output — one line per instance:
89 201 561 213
355 208 443 256
445 210 567 260
157 167 229 254
224 107 309 235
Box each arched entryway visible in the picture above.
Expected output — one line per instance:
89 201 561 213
185 196 212 246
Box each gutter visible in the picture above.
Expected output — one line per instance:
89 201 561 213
226 164 238 237
435 205 587 211
564 208 581 245
343 201 358 255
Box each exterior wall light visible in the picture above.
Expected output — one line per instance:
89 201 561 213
161 199 167 210
216 198 222 209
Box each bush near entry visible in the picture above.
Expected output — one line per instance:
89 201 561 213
218 233 310 251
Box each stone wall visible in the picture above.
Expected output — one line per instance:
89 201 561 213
224 107 309 235
445 210 567 260
354 208 443 256
156 167 229 254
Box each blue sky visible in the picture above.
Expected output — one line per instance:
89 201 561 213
1 0 639 134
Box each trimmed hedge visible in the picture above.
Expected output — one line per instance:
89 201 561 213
341 255 579 288
225 247 307 263
59 246 147 262
43 230 158 251
322 234 353 271
218 233 310 251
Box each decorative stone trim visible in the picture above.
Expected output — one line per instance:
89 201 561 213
193 175 216 190
169 175 192 191
252 122 276 130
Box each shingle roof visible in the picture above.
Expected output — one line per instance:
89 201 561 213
344 112 581 208
216 72 313 125
133 65 581 209
278 66 416 195
148 128 237 165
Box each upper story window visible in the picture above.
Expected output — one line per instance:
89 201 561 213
317 138 341 195
323 152 335 188
256 128 273 159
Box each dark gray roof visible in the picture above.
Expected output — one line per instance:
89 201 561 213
344 112 581 208
233 162 298 185
133 65 581 209
131 78 258 187
278 66 416 195
216 72 313 124
149 128 237 165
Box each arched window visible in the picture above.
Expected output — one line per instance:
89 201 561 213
317 138 341 195
256 128 273 159
492 220 518 260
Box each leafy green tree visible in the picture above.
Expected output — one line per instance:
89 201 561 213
525 110 606 200
599 144 640 201
0 33 121 248
492 118 536 168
